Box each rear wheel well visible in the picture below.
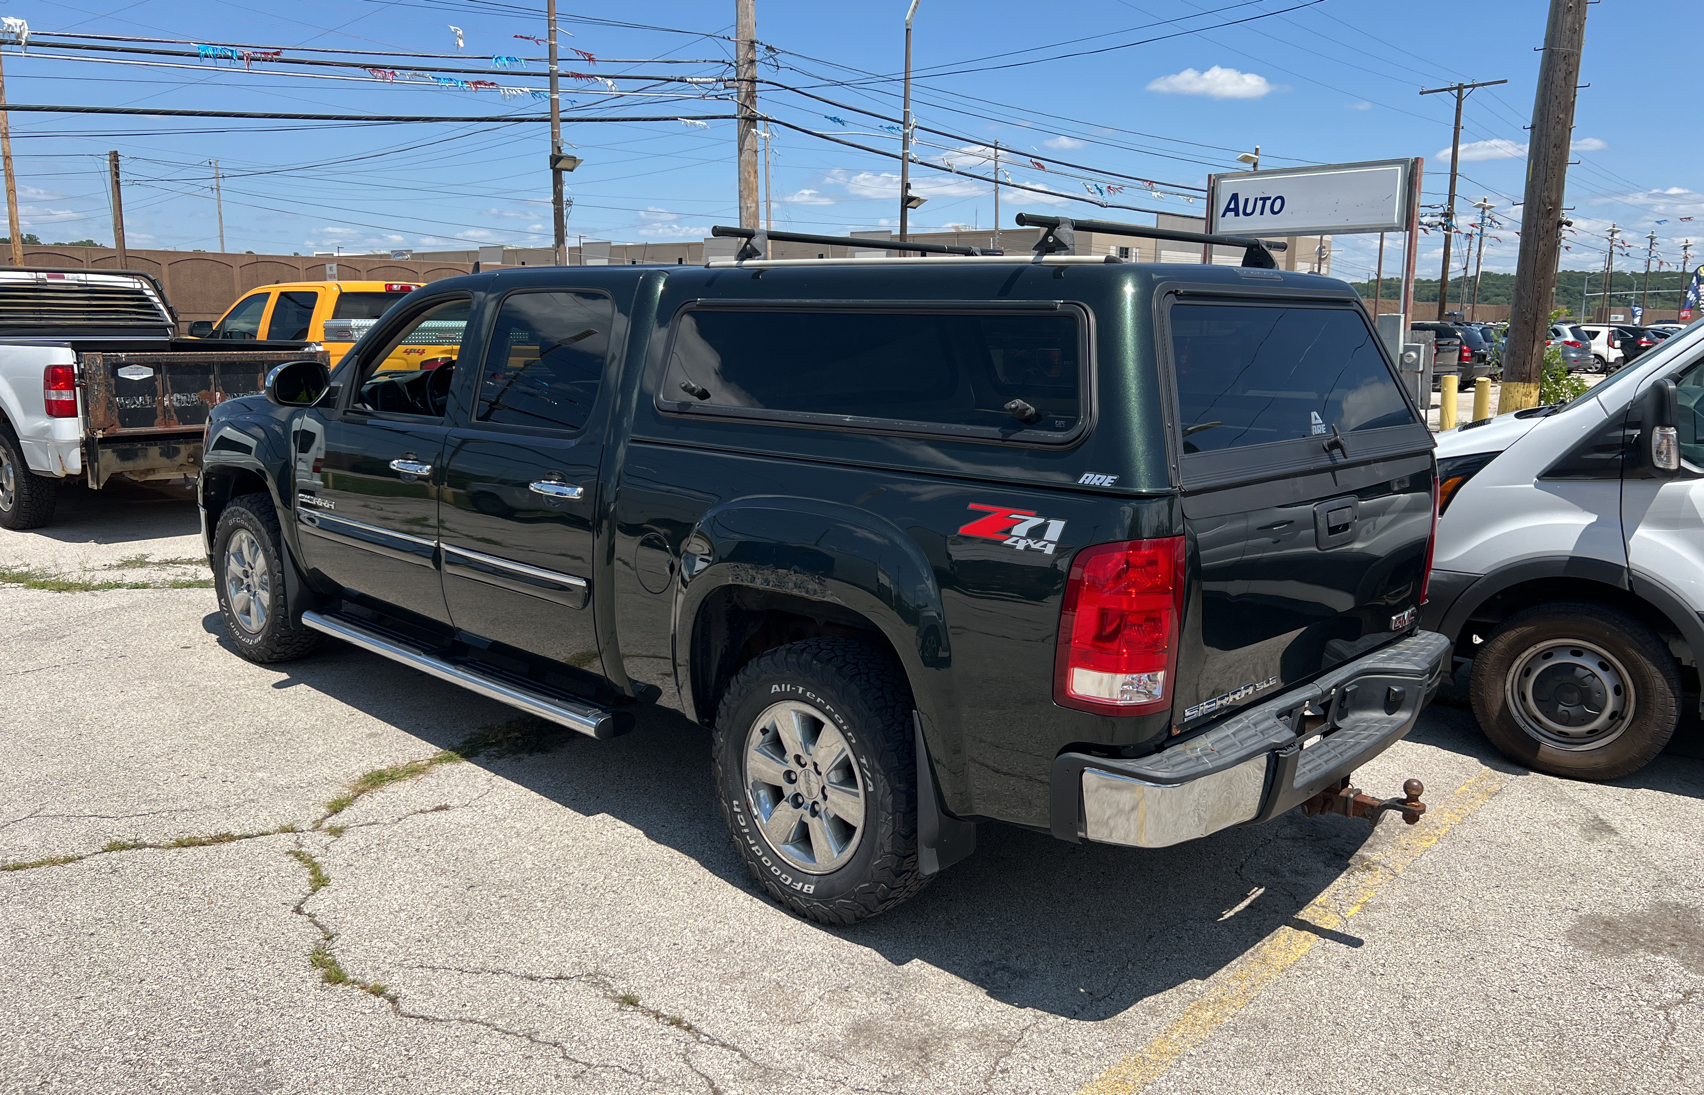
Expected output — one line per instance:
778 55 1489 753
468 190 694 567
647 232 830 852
1460 575 1695 680
690 585 900 727
200 466 271 552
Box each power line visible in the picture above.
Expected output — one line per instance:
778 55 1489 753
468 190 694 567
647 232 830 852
0 103 736 123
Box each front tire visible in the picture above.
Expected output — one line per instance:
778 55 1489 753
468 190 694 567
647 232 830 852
1470 602 1678 780
0 424 59 530
712 638 928 924
212 493 321 664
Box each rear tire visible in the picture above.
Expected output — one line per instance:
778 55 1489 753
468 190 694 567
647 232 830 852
1470 602 1678 780
712 638 928 924
212 493 321 664
0 424 59 530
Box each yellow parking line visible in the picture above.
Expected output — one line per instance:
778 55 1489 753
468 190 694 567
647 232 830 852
1080 768 1507 1095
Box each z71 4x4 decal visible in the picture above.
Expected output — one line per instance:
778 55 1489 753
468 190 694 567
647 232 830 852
958 504 1067 554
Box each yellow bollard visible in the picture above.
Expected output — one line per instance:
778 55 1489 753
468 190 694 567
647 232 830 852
1472 376 1492 423
1439 374 1459 431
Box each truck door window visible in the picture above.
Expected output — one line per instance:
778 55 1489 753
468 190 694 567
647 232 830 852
476 290 613 431
663 307 1083 437
265 291 318 340
212 293 268 340
1673 359 1704 468
350 297 470 418
1169 303 1414 453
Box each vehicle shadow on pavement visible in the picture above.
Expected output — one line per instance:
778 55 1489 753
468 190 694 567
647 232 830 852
30 479 201 546
239 624 1401 1022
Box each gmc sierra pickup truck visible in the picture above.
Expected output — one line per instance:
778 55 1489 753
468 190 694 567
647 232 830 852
198 218 1450 924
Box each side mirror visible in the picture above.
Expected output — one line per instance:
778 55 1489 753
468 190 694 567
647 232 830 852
265 359 332 408
188 320 213 338
1642 377 1680 475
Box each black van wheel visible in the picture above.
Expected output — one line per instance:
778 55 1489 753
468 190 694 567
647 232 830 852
712 638 928 925
0 423 58 530
213 493 321 664
1470 602 1678 781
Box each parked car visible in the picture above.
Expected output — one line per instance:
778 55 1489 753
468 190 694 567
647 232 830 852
0 268 326 530
1575 324 1626 372
1547 324 1592 371
1647 322 1686 336
1426 322 1704 781
191 280 448 366
1454 323 1497 376
198 228 1449 923
1411 320 1469 388
1615 326 1660 366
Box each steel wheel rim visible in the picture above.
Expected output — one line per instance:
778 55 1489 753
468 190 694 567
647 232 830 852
0 447 14 512
1505 637 1633 751
742 700 866 875
222 528 270 635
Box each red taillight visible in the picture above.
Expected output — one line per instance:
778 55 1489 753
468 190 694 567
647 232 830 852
1054 536 1186 716
1421 479 1438 605
1563 339 1582 348
383 283 419 292
1459 344 1472 363
43 364 76 417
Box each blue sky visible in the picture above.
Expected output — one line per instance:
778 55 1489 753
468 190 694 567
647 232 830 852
0 0 1692 281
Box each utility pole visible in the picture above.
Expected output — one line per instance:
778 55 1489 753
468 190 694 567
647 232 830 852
992 140 1000 253
547 0 566 266
1420 78 1508 321
1501 0 1586 411
108 151 127 268
1469 197 1493 321
1601 222 1619 320
897 0 920 242
1641 229 1658 312
1372 231 1385 320
210 159 226 252
0 45 21 266
761 125 772 233
734 0 760 243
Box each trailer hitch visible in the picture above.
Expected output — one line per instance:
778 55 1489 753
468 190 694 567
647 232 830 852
1300 777 1427 826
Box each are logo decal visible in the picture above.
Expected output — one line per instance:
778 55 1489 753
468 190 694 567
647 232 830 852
958 503 1066 554
1078 472 1119 486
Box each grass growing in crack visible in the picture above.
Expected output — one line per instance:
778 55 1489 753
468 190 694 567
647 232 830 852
0 565 212 592
288 850 329 893
310 944 350 986
102 839 147 852
113 553 206 569
1 854 83 871
618 992 641 1007
5 823 307 873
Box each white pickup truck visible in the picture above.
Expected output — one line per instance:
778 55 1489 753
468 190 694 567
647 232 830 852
0 268 326 529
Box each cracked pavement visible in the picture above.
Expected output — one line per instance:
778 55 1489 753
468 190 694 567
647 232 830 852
4 491 1704 1093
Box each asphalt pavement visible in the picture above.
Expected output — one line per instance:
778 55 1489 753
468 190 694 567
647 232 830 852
3 481 1701 1094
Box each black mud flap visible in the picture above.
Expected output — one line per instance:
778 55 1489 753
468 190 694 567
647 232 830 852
914 713 977 875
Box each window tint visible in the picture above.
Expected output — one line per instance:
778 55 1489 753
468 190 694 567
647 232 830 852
265 290 318 340
351 297 470 417
476 291 613 431
1675 359 1704 468
333 291 410 320
213 293 268 339
664 308 1082 435
1171 304 1414 453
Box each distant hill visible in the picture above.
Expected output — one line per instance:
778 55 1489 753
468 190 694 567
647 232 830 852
1341 270 1693 310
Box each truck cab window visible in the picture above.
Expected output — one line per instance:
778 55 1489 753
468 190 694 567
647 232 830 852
350 297 470 418
1673 358 1704 468
477 290 612 431
265 291 318 341
212 293 268 340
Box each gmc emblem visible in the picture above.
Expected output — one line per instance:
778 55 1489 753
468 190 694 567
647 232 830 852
1390 607 1417 631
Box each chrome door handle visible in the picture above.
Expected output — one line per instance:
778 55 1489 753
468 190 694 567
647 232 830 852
389 459 433 475
529 481 584 500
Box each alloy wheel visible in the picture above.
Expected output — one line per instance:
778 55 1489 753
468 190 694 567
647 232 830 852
222 528 271 635
742 700 866 874
0 446 13 513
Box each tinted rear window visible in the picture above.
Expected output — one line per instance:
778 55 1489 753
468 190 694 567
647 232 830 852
663 308 1083 437
333 292 410 320
1171 304 1415 453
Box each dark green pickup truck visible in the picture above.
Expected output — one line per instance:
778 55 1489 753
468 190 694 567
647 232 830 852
199 220 1449 923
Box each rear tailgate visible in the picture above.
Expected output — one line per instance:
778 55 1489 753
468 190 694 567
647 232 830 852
1163 295 1435 728
79 346 327 485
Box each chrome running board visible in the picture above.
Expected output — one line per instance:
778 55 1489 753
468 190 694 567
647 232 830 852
301 610 626 739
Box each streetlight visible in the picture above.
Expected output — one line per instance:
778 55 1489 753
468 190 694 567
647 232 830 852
898 0 921 242
904 193 927 210
1236 146 1260 171
1579 270 1596 322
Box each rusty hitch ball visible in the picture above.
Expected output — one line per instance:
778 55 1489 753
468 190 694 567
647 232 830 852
1301 777 1427 826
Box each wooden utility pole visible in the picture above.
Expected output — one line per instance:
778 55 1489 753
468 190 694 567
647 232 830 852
992 140 1000 253
897 0 920 242
108 151 127 268
1601 222 1619 320
1420 78 1507 321
548 0 566 266
1470 197 1493 320
1372 231 1386 321
734 0 760 242
0 45 22 266
1641 229 1657 312
211 159 226 252
1501 0 1587 411
761 125 772 233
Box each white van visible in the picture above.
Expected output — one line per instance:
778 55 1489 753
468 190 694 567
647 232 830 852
1574 324 1625 371
1424 321 1704 780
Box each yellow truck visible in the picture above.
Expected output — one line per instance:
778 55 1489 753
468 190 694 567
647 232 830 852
191 280 464 374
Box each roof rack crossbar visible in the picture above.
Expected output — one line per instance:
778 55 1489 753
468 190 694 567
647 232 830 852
709 224 1001 260
1014 213 1288 270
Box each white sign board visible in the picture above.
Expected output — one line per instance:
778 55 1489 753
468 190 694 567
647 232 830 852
1207 158 1415 237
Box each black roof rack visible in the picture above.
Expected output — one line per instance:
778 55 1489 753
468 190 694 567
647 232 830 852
1013 213 1288 270
709 225 1002 260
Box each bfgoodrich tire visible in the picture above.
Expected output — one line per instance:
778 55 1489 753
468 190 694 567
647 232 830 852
1470 602 1679 781
212 493 321 664
0 423 58 530
712 638 929 925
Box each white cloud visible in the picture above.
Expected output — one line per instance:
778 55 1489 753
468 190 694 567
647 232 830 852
782 188 834 205
1043 135 1086 150
1146 66 1272 100
825 168 987 201
1349 100 1372 111
637 207 677 222
1438 136 1608 163
636 221 708 238
1572 137 1607 153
